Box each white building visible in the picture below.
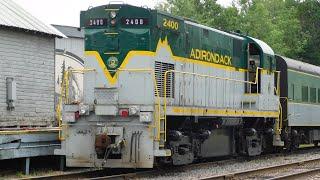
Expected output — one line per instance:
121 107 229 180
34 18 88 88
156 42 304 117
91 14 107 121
0 0 64 127
53 25 84 104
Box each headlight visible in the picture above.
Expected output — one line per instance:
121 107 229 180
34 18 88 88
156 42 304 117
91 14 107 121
111 19 117 26
110 11 117 18
139 112 152 123
129 106 139 115
79 104 89 115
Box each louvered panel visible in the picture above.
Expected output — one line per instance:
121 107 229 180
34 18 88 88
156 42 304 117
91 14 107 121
155 61 175 98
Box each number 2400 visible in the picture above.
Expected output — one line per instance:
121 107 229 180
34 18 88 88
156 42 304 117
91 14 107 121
163 18 179 30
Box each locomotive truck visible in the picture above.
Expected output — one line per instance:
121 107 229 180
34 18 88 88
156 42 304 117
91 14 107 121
55 4 320 168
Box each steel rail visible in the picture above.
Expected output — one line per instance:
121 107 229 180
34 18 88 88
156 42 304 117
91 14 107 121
200 157 320 180
88 170 156 180
87 158 258 180
24 169 155 180
268 167 320 180
87 159 238 180
24 159 235 180
22 169 109 180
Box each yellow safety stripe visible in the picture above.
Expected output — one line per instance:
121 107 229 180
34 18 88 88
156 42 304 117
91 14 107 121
169 106 279 118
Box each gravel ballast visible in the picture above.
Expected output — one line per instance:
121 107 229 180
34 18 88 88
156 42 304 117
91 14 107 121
138 148 320 180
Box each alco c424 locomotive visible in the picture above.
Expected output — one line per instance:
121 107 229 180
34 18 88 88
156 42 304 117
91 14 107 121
55 4 320 168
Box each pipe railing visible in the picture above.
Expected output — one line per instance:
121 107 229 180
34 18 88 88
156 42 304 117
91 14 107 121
56 68 95 140
164 67 282 139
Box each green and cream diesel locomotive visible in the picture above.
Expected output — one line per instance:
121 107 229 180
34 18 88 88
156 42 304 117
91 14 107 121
55 4 320 168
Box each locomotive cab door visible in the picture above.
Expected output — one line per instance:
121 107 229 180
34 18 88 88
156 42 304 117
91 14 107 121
246 43 261 94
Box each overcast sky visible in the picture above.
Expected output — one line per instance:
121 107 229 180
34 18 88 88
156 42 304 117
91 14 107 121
12 0 232 27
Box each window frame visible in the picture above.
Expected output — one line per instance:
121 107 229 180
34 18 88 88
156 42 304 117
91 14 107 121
310 87 316 103
301 86 309 102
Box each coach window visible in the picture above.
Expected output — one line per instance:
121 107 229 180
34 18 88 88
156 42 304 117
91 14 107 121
302 86 309 102
310 87 316 103
318 89 320 103
289 84 294 100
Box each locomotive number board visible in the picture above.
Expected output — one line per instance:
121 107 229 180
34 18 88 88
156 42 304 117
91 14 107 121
162 18 179 31
87 18 107 27
121 18 149 26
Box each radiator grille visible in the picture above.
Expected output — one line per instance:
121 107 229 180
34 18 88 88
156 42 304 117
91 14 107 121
155 61 175 98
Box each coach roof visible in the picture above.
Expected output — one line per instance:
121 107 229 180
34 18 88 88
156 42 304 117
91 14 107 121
0 0 65 38
277 55 320 77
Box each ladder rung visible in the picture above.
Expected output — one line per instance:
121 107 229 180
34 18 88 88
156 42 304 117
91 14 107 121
160 131 165 133
159 144 165 148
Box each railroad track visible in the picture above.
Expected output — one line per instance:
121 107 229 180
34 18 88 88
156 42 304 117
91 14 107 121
23 159 236 180
82 159 237 180
91 158 320 180
22 169 109 180
20 147 320 180
201 157 320 180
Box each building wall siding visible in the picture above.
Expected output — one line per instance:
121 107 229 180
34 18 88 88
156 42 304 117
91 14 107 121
0 29 55 127
55 38 84 60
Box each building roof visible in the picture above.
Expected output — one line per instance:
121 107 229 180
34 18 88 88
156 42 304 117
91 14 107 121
52 25 84 38
0 0 65 38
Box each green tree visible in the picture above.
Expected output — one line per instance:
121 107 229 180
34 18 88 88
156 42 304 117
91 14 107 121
156 0 319 64
238 0 306 58
296 0 320 64
156 0 224 28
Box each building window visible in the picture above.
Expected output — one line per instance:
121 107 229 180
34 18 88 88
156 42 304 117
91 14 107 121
310 87 316 103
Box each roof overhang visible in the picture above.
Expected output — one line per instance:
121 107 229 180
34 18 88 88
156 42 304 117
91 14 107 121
247 37 274 56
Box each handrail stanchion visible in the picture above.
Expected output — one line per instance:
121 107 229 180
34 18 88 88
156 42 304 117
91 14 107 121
57 68 96 141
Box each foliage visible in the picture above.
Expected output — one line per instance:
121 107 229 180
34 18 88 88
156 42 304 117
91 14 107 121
296 0 320 64
155 0 320 65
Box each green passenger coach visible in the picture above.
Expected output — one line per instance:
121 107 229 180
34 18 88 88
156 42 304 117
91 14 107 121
276 55 320 148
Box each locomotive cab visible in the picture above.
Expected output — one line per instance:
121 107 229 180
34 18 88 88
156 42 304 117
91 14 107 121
245 37 277 94
247 42 262 93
